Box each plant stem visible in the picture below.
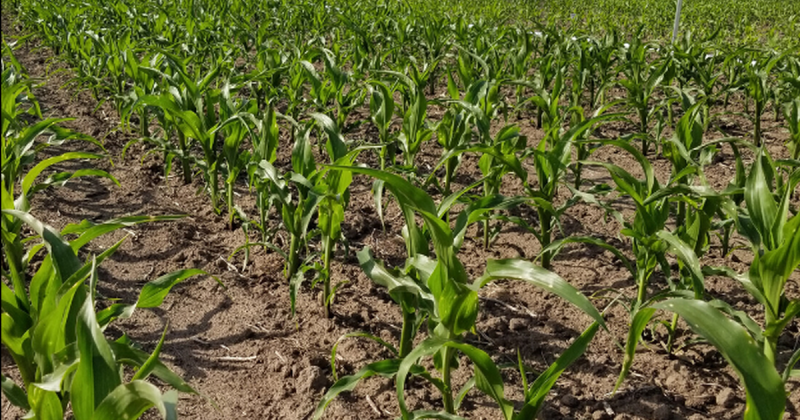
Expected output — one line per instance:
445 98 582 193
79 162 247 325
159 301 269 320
209 164 219 210
287 232 300 282
399 310 415 358
227 184 235 230
754 101 763 147
764 311 777 365
178 131 192 184
442 345 455 414
636 268 648 308
666 312 679 354
538 208 552 269
322 233 333 319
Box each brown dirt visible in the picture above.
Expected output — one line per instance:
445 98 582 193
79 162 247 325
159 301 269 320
2 15 799 420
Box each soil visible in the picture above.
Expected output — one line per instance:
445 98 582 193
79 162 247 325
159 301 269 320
2 14 799 420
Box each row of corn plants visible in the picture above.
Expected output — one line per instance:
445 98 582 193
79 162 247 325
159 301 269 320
2 40 216 419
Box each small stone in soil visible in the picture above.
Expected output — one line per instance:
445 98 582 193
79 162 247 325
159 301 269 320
509 317 526 331
716 387 736 408
560 394 579 408
652 405 672 420
296 365 327 394
592 410 610 420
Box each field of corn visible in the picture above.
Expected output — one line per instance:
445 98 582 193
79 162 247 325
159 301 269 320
2 0 800 419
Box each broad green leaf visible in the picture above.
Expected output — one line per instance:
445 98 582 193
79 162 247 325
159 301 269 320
656 231 705 298
614 308 656 392
475 259 605 328
745 150 778 250
313 359 402 420
109 340 196 394
1 374 29 410
136 269 217 308
3 210 81 282
653 299 785 420
91 381 168 420
21 152 106 196
71 261 122 419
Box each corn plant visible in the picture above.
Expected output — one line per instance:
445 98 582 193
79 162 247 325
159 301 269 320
1 210 211 420
307 113 355 318
217 84 256 228
627 156 799 419
314 167 607 419
430 106 472 195
673 33 723 132
617 36 672 155
504 113 619 268
743 52 785 147
782 97 800 159
367 81 396 170
722 150 800 363
247 101 280 242
379 70 433 173
252 123 319 315
136 84 244 212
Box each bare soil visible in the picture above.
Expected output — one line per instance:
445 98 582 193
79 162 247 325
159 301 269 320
2 15 799 420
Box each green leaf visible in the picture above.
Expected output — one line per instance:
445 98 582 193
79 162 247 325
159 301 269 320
475 259 605 328
136 269 217 308
71 259 122 419
1 374 29 410
653 299 785 420
614 308 656 392
656 231 705 298
396 338 511 419
91 381 168 420
406 411 468 420
313 359 402 420
745 150 778 250
132 323 169 381
109 341 197 394
516 322 599 419
22 152 106 196
3 210 82 282
331 330 398 381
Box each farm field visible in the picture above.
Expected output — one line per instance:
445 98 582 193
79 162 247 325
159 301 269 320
1 0 799 419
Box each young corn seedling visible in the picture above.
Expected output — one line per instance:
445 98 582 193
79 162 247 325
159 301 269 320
502 109 619 268
246 101 280 242
1 211 212 420
315 167 607 420
673 33 723 132
134 53 223 184
743 52 785 147
378 69 433 174
367 81 396 170
217 83 257 229
448 75 513 247
252 121 319 316
782 97 800 159
307 113 355 318
136 81 244 213
430 106 472 195
618 36 672 155
251 114 368 317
